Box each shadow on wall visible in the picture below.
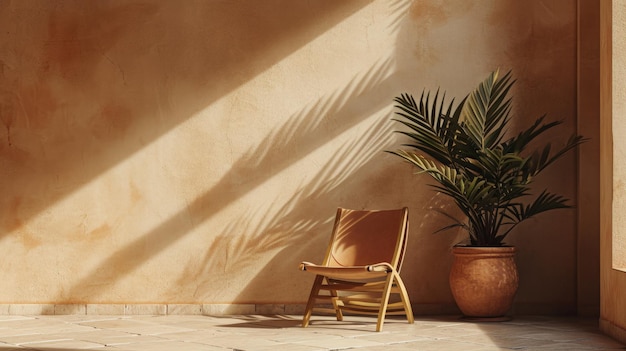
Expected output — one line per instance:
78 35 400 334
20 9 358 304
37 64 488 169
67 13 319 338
0 0 372 240
184 100 395 302
61 56 406 302
206 0 463 306
51 0 431 304
0 0 423 304
217 0 473 308
45 0 458 305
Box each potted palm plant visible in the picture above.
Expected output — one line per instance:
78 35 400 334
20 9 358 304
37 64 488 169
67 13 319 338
389 70 585 319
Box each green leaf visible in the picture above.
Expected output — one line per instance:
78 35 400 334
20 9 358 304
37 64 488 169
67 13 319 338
388 69 586 246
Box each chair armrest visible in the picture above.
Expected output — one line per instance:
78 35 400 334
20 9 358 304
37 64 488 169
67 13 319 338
367 262 394 273
299 261 316 271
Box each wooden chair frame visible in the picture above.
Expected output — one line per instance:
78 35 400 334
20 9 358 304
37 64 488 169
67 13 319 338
299 207 414 332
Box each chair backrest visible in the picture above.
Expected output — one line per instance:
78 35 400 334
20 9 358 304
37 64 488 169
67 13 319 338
322 207 409 270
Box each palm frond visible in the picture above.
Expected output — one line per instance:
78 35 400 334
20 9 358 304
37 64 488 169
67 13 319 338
389 70 585 246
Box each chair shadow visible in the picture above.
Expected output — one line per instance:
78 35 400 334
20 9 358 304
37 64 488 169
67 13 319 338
211 314 384 331
211 314 303 329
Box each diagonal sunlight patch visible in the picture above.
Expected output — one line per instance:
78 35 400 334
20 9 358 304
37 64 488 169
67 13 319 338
6 0 403 245
0 0 382 245
47 52 403 302
182 114 396 302
25 54 398 244
0 0 420 305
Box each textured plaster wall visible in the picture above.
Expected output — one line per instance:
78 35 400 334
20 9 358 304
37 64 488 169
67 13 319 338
0 0 583 312
611 0 626 271
601 0 626 343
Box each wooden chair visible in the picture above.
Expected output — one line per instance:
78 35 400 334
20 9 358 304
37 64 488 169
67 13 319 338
299 207 414 332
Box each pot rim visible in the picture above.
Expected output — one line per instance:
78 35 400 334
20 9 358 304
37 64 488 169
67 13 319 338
452 245 516 256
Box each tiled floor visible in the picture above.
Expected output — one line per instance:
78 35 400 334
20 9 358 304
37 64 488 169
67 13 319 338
0 314 622 351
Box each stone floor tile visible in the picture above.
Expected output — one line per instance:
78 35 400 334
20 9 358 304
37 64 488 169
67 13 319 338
520 342 604 350
228 315 303 329
451 333 557 349
470 323 546 336
65 330 166 346
20 338 105 349
0 342 28 351
269 332 344 344
107 324 195 336
574 334 626 349
190 334 290 350
0 315 621 351
0 324 96 339
0 329 41 338
0 333 74 346
156 318 237 331
300 318 382 336
76 319 156 330
519 330 592 342
23 324 97 335
357 331 427 344
155 330 240 343
407 324 487 339
106 340 225 351
252 343 326 351
377 338 499 351
38 315 131 324
0 318 61 329
294 336 385 349
0 316 35 322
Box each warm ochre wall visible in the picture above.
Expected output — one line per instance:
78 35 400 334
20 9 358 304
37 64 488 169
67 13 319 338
0 1 588 313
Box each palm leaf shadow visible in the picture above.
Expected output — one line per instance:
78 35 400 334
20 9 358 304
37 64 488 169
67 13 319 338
184 116 394 300
387 0 413 33
57 55 399 302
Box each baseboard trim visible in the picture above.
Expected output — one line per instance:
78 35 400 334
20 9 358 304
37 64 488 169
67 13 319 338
0 304 308 316
0 303 582 318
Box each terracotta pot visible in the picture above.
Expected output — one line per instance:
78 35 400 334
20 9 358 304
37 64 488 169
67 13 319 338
449 246 518 318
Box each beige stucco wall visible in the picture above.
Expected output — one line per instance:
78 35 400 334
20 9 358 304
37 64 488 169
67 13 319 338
0 0 586 313
610 0 626 271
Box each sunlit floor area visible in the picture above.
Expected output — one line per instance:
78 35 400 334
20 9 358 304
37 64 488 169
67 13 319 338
0 314 623 351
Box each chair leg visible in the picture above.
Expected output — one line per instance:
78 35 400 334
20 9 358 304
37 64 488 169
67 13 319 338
302 275 324 328
394 272 414 324
330 289 344 321
376 273 396 332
